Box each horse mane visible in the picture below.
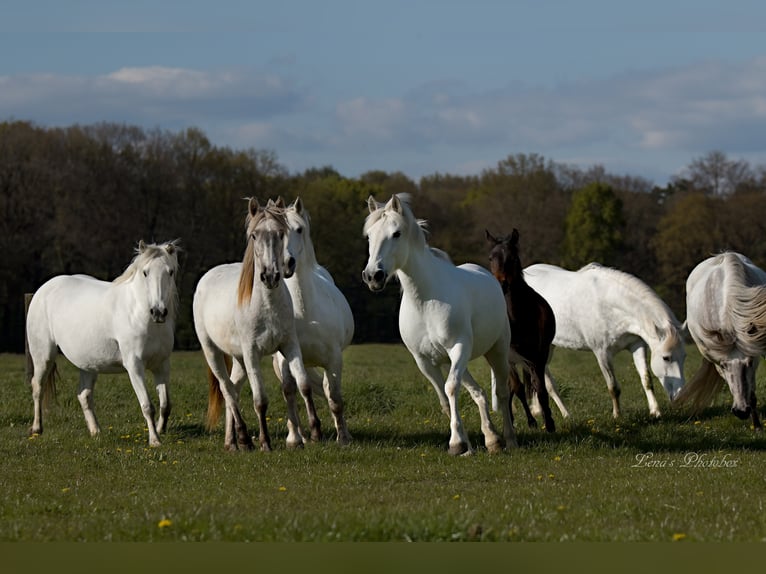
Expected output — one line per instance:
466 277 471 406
673 356 726 413
578 263 682 347
113 240 180 285
237 203 287 306
720 252 766 356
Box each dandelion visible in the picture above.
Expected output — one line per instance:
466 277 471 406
548 473 555 479
536 475 543 481
694 421 701 425
556 505 566 511
61 487 71 493
453 494 461 500
279 486 287 492
672 532 686 542
158 519 172 529
553 456 561 461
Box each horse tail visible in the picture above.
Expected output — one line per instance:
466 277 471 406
673 356 725 414
205 354 233 431
40 362 60 412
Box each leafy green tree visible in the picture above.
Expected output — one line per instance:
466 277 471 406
561 182 624 269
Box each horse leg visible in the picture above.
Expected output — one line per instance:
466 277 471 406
77 370 101 438
630 343 661 417
321 352 351 445
123 358 162 447
530 363 556 432
413 356 450 417
280 340 320 446
510 367 537 428
241 350 273 452
461 369 503 454
543 366 571 419
227 359 249 449
204 348 253 451
746 362 762 431
444 344 472 455
484 342 517 451
594 350 621 418
153 358 172 434
29 355 56 436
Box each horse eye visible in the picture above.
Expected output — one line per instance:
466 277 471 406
169 269 174 277
393 231 401 239
142 270 148 277
297 227 303 234
663 355 671 362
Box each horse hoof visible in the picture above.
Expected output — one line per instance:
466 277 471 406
337 433 352 446
311 429 322 442
448 442 470 456
260 442 272 453
486 441 503 455
527 419 538 429
224 443 238 452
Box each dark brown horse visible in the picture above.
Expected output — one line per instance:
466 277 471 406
486 228 557 432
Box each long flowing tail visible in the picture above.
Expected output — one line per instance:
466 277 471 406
41 362 59 412
673 357 725 414
205 354 232 431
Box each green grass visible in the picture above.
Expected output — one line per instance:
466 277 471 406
1 344 765 542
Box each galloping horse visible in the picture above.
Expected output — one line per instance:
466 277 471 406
26 240 180 446
524 262 686 418
363 194 516 455
485 229 568 431
193 198 319 451
675 252 766 430
271 197 354 444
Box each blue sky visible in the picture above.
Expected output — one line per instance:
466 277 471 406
3 0 766 184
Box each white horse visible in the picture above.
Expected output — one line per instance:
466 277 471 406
675 252 766 430
362 194 516 455
194 198 318 451
524 262 686 418
26 240 180 446
272 197 354 444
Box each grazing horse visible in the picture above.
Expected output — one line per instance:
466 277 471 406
362 194 516 455
271 197 354 444
26 240 180 446
524 262 686 418
675 252 766 430
193 198 319 451
485 228 568 431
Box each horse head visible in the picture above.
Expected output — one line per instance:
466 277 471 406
362 194 412 292
649 324 687 401
715 354 758 420
133 240 180 323
283 196 313 274
242 197 289 294
485 228 522 292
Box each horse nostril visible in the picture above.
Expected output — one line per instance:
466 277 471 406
162 308 168 318
260 272 266 283
288 257 295 269
373 270 385 283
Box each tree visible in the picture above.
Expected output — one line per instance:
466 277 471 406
683 150 753 196
561 182 624 269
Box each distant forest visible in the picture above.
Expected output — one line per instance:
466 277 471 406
2 120 766 352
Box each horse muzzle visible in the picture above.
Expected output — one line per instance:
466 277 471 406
362 268 387 292
150 306 169 323
732 405 751 420
260 271 281 289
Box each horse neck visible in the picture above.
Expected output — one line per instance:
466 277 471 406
396 245 445 302
613 284 672 346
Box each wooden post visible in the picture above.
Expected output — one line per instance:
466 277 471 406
24 293 33 384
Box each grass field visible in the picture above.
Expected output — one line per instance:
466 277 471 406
1 343 765 542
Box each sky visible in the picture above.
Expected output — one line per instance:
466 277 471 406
2 0 766 186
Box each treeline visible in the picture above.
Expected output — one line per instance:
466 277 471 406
2 120 766 352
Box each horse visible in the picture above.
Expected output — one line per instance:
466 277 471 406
270 197 354 444
193 197 319 451
362 194 516 455
485 228 568 431
675 252 766 430
25 240 180 446
524 262 686 418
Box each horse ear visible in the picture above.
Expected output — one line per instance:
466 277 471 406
388 194 403 214
248 197 261 217
138 240 147 253
485 229 498 245
367 195 378 214
293 196 304 214
511 228 520 245
274 196 285 208
266 198 275 208
165 242 176 256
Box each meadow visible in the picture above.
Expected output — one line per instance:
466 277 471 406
1 343 765 542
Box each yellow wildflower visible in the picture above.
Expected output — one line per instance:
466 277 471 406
158 519 172 529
